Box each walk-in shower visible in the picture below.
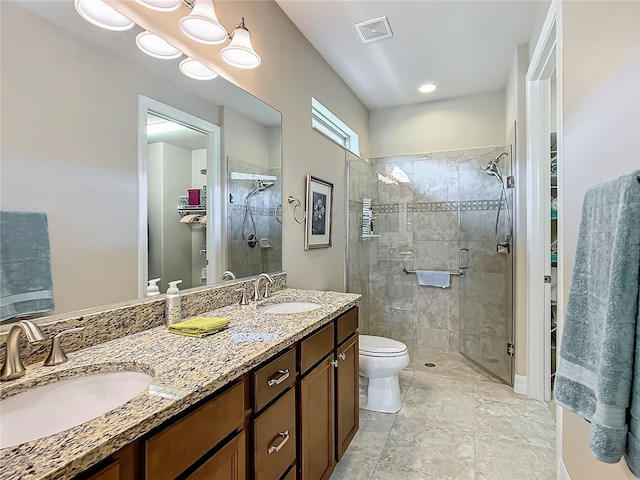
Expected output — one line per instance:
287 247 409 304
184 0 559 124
346 145 515 385
242 179 275 247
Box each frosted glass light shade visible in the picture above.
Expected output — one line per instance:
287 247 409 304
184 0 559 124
220 27 261 69
179 57 219 80
74 0 134 31
179 0 227 45
135 0 181 12
136 31 182 59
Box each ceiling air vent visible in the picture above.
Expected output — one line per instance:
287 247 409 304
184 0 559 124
355 16 393 44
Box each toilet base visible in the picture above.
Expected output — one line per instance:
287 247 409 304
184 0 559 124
359 375 402 413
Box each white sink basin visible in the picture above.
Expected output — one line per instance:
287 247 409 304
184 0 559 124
0 370 152 449
259 302 322 314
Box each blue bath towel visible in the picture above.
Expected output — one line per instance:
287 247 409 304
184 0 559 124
416 270 450 288
554 170 640 475
0 211 54 321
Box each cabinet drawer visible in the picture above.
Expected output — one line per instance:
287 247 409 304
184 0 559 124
145 382 245 480
254 387 296 480
300 323 334 375
253 347 296 412
336 308 358 345
185 432 245 480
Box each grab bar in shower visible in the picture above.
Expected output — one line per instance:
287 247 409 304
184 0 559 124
402 268 464 277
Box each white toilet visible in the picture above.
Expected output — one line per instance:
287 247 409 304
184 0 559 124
359 335 410 413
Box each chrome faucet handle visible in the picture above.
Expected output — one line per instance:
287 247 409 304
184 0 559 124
44 327 85 367
0 320 46 381
236 288 250 306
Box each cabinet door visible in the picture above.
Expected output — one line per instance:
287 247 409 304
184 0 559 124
300 355 335 480
335 334 359 461
186 432 245 480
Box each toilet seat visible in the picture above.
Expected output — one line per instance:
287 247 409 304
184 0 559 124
359 335 408 357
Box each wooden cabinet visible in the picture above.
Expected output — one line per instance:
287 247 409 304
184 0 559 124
335 334 359 461
300 354 335 480
86 462 119 480
145 382 245 480
299 306 359 479
73 306 359 480
186 432 245 480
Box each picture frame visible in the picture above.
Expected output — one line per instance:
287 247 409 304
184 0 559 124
304 175 333 250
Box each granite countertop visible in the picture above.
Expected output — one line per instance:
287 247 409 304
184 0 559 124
0 288 361 480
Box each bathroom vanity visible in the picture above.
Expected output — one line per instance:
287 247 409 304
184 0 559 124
0 289 360 480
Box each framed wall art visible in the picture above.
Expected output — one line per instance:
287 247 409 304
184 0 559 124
304 175 333 250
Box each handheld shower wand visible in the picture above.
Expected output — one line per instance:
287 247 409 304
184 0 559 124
481 152 513 251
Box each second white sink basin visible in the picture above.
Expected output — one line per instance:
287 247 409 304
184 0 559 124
0 370 152 449
259 302 322 314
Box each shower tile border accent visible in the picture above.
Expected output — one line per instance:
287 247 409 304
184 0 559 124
231 205 274 216
374 200 504 214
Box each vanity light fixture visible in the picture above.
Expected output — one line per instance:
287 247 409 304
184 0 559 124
179 57 219 80
179 0 228 45
220 18 262 69
418 82 438 93
135 0 182 12
74 0 135 31
136 31 182 59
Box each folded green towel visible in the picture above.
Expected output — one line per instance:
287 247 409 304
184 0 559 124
168 317 230 338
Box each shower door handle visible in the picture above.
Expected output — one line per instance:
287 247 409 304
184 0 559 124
458 248 470 270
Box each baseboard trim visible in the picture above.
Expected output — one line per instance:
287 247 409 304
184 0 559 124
514 374 527 395
558 458 570 480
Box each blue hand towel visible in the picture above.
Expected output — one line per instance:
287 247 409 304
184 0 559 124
554 170 640 473
416 270 450 288
0 211 54 321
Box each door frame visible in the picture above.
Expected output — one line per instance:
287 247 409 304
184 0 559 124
137 95 223 297
525 2 558 403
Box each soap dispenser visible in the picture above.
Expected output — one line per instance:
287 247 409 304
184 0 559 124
165 280 182 326
146 278 161 297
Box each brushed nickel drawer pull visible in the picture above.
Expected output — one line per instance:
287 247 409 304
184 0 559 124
338 352 346 361
330 360 339 368
267 369 290 387
267 431 289 454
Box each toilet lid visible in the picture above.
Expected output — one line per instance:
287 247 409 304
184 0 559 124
359 335 408 357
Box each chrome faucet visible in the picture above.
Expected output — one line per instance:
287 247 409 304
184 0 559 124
252 273 274 301
221 270 236 281
1 320 46 381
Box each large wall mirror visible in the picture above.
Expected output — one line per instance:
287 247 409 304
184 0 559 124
0 1 282 318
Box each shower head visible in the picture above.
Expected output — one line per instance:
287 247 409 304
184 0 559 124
246 179 275 199
481 152 508 179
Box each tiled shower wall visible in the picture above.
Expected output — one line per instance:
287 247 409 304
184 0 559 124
227 157 282 279
348 146 511 371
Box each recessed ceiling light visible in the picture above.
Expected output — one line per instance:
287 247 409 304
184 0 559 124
418 83 437 94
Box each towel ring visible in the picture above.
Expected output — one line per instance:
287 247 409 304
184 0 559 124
287 196 306 224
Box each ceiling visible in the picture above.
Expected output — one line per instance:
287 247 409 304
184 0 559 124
276 0 549 110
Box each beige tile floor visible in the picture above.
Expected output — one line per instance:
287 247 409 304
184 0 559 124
330 351 556 480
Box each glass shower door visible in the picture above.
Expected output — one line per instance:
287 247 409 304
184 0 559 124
458 147 514 385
